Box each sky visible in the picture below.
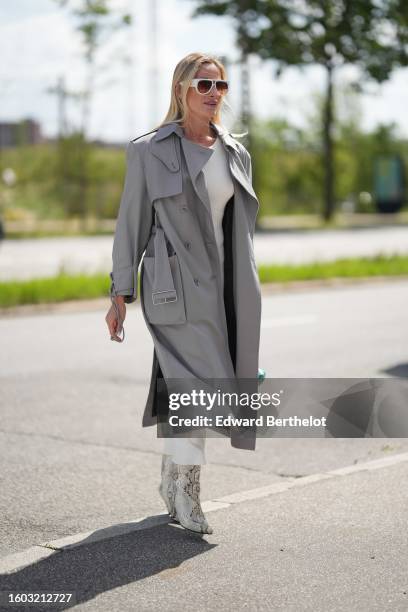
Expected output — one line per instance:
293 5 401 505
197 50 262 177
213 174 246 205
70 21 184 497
1 0 407 143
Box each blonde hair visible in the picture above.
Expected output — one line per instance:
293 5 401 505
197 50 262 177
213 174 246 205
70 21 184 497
153 51 246 136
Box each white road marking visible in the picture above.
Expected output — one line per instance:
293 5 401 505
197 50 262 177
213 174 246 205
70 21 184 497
1 451 408 574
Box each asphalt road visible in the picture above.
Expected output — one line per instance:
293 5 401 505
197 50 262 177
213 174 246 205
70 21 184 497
1 225 408 280
1 280 407 610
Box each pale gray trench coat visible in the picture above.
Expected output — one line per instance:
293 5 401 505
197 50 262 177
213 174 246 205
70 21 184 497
109 120 262 451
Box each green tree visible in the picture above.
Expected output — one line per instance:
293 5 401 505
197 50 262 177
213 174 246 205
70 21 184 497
188 0 408 220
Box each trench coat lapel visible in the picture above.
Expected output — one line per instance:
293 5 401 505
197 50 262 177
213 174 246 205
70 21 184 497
210 122 259 203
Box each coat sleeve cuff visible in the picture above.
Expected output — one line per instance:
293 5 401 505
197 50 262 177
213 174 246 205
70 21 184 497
109 268 138 303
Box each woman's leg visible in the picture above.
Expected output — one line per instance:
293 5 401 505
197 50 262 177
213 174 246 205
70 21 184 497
162 436 206 465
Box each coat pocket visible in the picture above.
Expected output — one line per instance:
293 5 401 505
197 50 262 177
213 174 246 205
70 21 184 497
142 253 187 325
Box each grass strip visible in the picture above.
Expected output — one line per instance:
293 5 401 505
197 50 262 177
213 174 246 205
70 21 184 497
0 273 120 308
0 254 408 308
257 253 408 283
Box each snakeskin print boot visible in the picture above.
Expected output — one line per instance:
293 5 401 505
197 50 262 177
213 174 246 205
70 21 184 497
174 464 213 534
158 454 178 519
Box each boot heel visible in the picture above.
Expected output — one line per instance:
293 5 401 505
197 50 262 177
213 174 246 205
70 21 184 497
158 454 178 519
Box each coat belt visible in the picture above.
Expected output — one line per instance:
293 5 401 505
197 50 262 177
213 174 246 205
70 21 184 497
151 225 177 305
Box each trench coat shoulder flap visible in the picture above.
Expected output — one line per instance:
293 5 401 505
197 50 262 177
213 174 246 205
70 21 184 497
144 126 183 203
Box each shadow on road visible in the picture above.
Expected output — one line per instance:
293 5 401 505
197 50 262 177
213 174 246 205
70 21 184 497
0 516 216 610
383 363 408 378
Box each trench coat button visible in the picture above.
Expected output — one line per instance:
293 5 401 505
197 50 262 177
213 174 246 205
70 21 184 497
181 205 188 212
194 278 200 286
184 241 191 250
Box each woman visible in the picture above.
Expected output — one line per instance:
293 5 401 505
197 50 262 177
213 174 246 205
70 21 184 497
105 52 262 535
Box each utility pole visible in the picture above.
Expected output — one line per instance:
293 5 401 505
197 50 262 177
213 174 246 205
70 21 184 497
126 0 136 138
149 0 159 127
240 51 251 151
47 76 68 139
241 54 250 127
58 76 68 138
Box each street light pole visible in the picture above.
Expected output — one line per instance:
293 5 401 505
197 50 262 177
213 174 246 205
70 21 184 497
149 0 159 127
240 51 251 152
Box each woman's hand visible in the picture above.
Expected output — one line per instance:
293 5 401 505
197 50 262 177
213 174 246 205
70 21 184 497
106 295 126 342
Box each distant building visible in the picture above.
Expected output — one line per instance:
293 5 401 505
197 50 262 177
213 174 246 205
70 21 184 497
0 118 43 147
